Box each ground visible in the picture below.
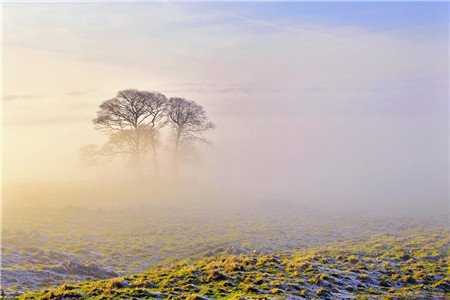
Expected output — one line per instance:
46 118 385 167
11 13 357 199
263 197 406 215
16 229 450 299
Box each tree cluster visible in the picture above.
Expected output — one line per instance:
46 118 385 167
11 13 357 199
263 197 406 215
81 89 214 176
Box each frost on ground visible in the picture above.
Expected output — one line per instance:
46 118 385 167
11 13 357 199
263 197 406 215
2 203 447 297
18 230 450 299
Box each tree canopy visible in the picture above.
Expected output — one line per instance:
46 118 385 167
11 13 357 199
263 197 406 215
83 89 214 177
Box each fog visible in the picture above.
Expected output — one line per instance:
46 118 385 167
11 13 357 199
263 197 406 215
3 3 448 219
4 106 447 218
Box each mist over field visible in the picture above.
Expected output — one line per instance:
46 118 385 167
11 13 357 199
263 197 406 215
2 2 449 299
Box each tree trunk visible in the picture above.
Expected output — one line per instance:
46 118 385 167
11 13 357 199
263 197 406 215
173 128 182 177
150 133 159 177
134 128 144 180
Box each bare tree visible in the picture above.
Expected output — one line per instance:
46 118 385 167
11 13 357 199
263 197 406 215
166 97 214 171
92 89 167 174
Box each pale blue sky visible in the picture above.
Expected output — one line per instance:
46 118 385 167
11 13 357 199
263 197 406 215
4 2 448 55
193 2 448 32
4 2 448 116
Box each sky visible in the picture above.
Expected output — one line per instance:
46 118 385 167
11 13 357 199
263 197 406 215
2 2 449 212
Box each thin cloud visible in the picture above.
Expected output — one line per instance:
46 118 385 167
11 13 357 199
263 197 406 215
4 115 90 126
161 82 282 96
3 94 40 101
65 90 93 97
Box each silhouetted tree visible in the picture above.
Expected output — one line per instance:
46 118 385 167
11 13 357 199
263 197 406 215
166 97 214 171
92 89 167 174
82 90 214 178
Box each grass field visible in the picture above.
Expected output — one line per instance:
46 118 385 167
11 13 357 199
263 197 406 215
16 229 449 299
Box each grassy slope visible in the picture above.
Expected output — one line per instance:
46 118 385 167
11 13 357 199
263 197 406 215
18 230 449 300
